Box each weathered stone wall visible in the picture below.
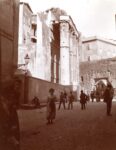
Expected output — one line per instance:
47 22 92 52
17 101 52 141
80 58 116 95
35 12 51 81
18 3 34 73
28 76 72 103
18 8 80 95
18 3 32 45
0 0 19 84
18 75 72 104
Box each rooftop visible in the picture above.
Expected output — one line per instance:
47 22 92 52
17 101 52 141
20 2 33 13
82 36 116 46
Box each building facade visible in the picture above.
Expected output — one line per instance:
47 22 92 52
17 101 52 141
81 36 116 62
18 5 81 91
0 0 19 86
18 2 37 75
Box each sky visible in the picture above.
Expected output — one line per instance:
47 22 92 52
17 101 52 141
21 0 116 40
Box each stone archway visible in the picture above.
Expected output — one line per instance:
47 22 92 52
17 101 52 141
94 77 108 100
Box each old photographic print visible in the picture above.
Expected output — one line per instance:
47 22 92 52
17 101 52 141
0 0 116 150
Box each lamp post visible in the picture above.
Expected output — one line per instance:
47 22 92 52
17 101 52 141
24 54 30 73
24 54 30 104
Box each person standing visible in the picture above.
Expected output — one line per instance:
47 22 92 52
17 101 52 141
46 88 56 124
90 91 94 102
96 91 100 102
58 92 66 110
64 91 67 103
68 91 74 109
104 83 114 116
80 90 87 110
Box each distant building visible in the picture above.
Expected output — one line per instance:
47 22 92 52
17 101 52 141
81 36 116 62
79 36 116 95
18 4 81 91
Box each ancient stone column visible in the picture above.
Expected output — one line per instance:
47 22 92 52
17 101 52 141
69 30 79 91
60 17 70 85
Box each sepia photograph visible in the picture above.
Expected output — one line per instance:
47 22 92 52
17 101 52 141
0 0 116 150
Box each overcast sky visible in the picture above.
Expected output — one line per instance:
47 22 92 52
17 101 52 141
21 0 116 40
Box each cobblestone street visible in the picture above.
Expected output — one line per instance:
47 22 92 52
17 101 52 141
19 102 116 150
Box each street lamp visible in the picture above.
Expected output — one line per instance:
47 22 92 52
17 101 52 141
24 54 30 73
24 54 30 104
24 54 30 65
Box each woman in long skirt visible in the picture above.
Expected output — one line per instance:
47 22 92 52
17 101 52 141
46 88 56 124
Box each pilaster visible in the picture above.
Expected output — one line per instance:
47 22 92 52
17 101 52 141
36 13 45 80
60 19 70 85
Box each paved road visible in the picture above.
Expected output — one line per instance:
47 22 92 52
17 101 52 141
19 101 116 150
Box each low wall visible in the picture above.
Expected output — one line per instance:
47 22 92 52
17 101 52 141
18 75 72 104
28 76 72 103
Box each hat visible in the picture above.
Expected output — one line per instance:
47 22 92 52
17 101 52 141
49 88 54 93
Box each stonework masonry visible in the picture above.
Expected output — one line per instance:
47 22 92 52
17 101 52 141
18 2 35 75
60 16 80 91
79 36 116 96
18 5 81 92
0 0 19 85
80 57 116 95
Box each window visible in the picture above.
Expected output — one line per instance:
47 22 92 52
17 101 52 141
88 56 90 61
31 38 37 43
87 44 90 50
81 76 84 82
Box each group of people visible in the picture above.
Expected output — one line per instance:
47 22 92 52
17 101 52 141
58 91 75 110
0 77 114 150
80 81 114 116
46 89 75 125
90 91 101 102
46 81 114 125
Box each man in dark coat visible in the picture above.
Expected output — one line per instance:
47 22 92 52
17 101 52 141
68 91 75 109
90 91 94 102
64 91 68 103
80 90 87 110
58 92 66 110
104 83 114 116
